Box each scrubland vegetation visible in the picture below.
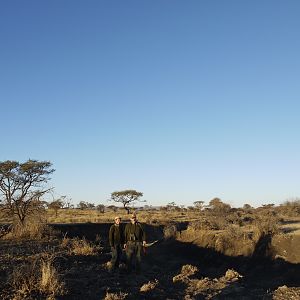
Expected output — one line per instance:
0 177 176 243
1 198 300 299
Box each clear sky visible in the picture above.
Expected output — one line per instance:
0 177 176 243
1 1 299 208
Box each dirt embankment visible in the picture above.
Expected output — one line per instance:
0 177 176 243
50 222 300 264
272 234 300 263
178 227 300 264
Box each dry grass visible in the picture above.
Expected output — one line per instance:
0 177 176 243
46 208 201 224
273 285 300 299
4 218 51 240
60 234 70 248
10 254 65 299
10 258 39 298
60 236 100 255
40 255 65 298
173 265 242 299
163 223 178 239
140 279 159 293
179 227 255 257
215 224 255 256
173 265 198 283
104 291 128 300
253 215 280 237
221 269 243 282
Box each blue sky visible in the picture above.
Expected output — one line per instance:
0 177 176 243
1 1 299 207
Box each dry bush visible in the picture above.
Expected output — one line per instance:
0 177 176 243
163 223 178 239
39 256 65 297
60 235 70 248
188 219 212 230
10 258 40 298
173 265 198 283
184 276 221 299
185 209 281 257
219 269 243 283
188 216 229 230
181 223 255 257
209 216 228 230
143 214 158 225
5 215 50 240
225 211 245 226
279 199 300 217
240 214 255 226
253 214 280 240
181 265 198 277
215 225 253 256
140 279 159 293
173 265 212 297
10 255 65 299
186 269 242 297
195 215 228 230
62 237 100 255
273 285 300 299
104 291 128 300
175 267 242 299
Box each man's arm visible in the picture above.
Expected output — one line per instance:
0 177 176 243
120 224 125 245
139 223 146 246
109 225 114 247
123 224 128 248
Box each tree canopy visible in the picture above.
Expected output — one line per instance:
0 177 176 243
110 189 144 214
0 160 54 224
48 199 64 217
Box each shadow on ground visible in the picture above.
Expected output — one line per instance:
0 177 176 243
46 223 300 299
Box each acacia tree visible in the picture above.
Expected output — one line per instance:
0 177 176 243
76 201 93 210
0 160 54 225
208 197 231 215
167 201 177 211
110 189 144 214
96 204 105 213
194 200 205 211
48 198 64 217
243 203 253 211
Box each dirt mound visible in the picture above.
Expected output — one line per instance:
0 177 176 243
173 265 198 283
172 264 243 299
273 285 300 299
221 269 243 282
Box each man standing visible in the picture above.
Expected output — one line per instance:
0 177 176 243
109 216 123 271
124 213 146 272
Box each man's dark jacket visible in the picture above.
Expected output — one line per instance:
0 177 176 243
124 222 146 243
109 224 124 247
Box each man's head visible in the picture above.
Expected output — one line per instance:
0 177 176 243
114 216 121 225
130 213 137 224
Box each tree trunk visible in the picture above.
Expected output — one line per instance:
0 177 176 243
124 204 130 214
